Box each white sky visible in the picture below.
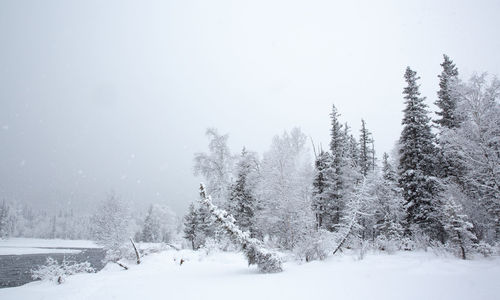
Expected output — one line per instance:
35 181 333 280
1 0 500 214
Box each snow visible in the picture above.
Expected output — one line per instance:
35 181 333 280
0 248 81 255
0 238 100 248
1 250 499 300
0 238 101 255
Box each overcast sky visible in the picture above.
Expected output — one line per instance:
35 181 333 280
1 0 500 214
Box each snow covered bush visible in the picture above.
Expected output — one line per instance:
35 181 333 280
294 229 335 262
374 235 402 254
31 257 95 284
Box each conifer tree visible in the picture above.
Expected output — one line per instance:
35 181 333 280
311 150 335 230
434 54 460 129
142 205 161 243
359 119 375 176
183 203 199 250
398 67 441 240
328 105 347 227
228 148 258 237
442 196 477 259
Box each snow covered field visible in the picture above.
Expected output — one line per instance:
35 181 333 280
1 249 499 300
0 238 100 255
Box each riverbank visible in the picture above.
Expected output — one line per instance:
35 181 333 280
1 249 499 300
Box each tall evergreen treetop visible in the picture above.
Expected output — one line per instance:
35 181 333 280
359 119 375 176
435 54 460 129
399 67 441 238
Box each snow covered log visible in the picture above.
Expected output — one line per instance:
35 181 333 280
198 184 283 273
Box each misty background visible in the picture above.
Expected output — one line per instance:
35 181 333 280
1 0 499 214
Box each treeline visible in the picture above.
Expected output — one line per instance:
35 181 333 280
184 55 500 260
0 199 179 246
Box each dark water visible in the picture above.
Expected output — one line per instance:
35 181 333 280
0 248 106 289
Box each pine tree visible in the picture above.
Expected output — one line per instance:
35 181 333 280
183 203 199 250
228 148 258 237
434 54 460 129
398 67 442 240
359 119 375 176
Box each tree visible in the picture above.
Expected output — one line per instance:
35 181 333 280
374 153 405 241
442 74 500 242
91 194 132 261
228 148 259 237
442 187 477 259
198 184 282 273
141 204 177 243
434 54 460 129
398 67 442 240
0 201 12 239
328 105 348 227
183 203 199 250
193 128 235 205
434 55 465 180
311 150 335 230
359 119 375 176
258 128 314 249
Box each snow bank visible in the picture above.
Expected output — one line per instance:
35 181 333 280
0 250 499 300
0 238 100 249
0 238 100 255
0 248 81 255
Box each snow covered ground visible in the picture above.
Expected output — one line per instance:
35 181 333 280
0 238 100 255
1 249 499 300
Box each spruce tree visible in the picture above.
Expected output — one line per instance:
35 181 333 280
434 54 459 129
228 148 258 237
329 105 347 227
398 67 441 240
183 203 199 250
311 150 335 230
359 119 375 176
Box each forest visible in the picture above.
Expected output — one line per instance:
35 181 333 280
1 55 499 267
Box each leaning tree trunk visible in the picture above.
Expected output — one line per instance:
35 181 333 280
198 184 283 273
130 238 141 264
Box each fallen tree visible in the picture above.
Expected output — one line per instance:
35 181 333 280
198 184 283 273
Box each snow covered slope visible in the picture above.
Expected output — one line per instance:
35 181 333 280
1 250 499 300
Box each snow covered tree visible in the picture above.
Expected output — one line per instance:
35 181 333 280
327 105 348 228
441 187 477 259
434 55 465 181
398 67 442 240
434 54 460 129
333 178 374 254
0 201 12 238
141 205 161 243
194 128 235 205
374 153 405 243
91 194 132 260
227 148 259 238
311 150 335 230
442 74 500 242
183 203 199 250
359 119 375 176
198 184 283 273
258 128 314 249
